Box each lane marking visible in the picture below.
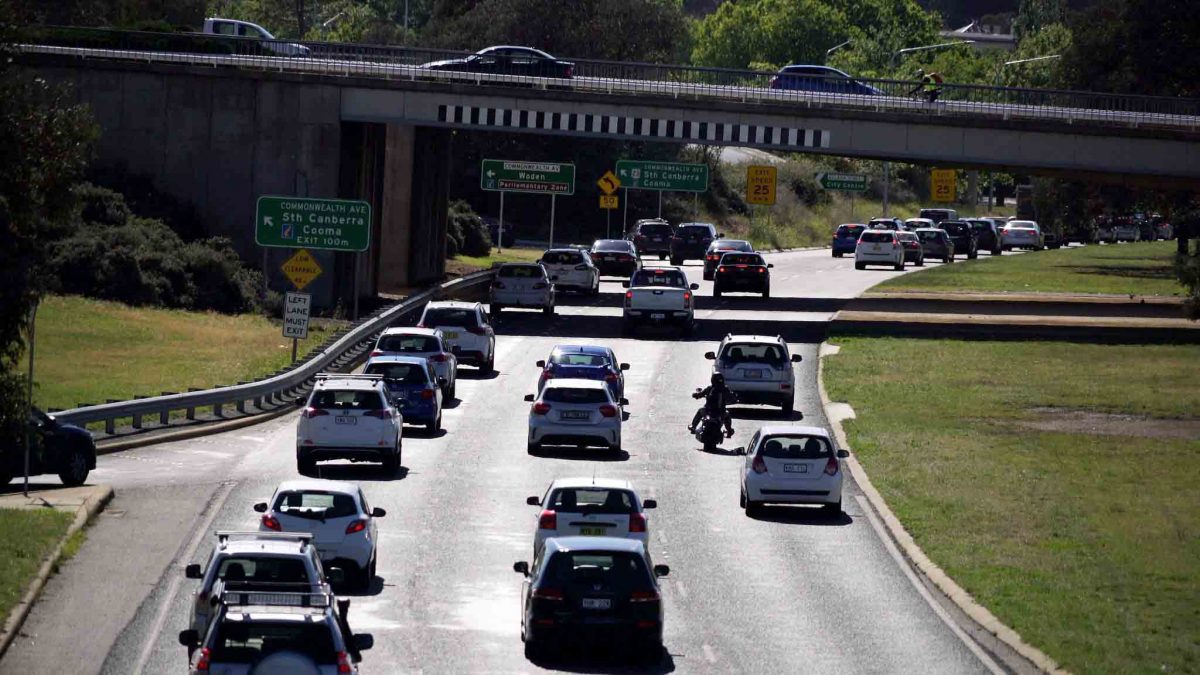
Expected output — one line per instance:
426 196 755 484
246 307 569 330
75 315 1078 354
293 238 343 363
674 580 688 599
856 495 1004 674
702 643 717 663
132 480 237 675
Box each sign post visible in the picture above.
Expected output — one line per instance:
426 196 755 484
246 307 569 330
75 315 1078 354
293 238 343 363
498 192 505 253
931 168 957 203
815 172 869 222
283 292 312 363
481 159 575 249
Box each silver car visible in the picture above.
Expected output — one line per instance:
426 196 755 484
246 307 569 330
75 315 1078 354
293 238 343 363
490 263 555 315
705 334 802 413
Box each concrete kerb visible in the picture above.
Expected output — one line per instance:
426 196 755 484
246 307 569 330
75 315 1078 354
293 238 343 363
0 484 114 660
816 343 1068 675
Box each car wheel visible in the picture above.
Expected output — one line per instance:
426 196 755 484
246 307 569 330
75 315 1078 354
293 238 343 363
527 442 541 455
703 440 716 453
782 396 794 415
524 637 544 660
823 498 843 517
739 487 747 508
543 304 554 316
381 446 400 474
833 251 842 258
447 380 456 401
0 467 10 486
745 500 763 517
670 257 682 266
636 641 663 665
491 305 502 318
681 320 694 338
968 251 978 260
427 414 441 433
894 260 904 271
298 457 316 475
658 253 666 261
57 445 90 487
916 257 924 267
713 284 722 298
484 350 496 375
992 248 1002 255
854 262 865 270
609 443 622 454
944 255 952 263
762 284 770 298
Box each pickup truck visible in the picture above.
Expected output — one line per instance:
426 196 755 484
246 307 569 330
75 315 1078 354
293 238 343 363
621 267 699 337
201 17 311 56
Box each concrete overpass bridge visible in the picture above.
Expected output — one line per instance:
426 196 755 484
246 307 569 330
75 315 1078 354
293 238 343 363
15 33 1200 305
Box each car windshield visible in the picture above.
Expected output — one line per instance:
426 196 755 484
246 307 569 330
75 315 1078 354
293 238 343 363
759 435 833 459
942 223 969 235
712 240 751 251
545 551 649 593
637 224 672 237
676 225 712 237
215 556 309 584
209 620 337 664
859 231 893 243
968 221 992 231
542 387 610 404
542 251 583 265
592 240 632 253
376 334 440 353
721 253 763 265
869 220 897 229
721 343 786 365
273 491 358 519
917 230 943 241
309 390 385 410
551 352 610 367
547 488 635 514
498 265 544 278
364 362 428 385
630 269 686 287
422 307 477 327
836 225 865 237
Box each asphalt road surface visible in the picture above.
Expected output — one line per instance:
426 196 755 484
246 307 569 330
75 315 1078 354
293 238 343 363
2 249 1002 674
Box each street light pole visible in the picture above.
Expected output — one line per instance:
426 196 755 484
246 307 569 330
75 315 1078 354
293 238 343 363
24 301 37 498
993 54 1061 86
824 40 851 64
890 40 975 69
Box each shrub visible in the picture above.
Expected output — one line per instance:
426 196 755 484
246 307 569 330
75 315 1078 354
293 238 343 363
447 200 491 257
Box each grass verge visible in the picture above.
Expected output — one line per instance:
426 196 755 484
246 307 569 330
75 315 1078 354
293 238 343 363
0 509 73 625
874 240 1184 297
446 246 546 274
26 295 334 412
824 338 1200 673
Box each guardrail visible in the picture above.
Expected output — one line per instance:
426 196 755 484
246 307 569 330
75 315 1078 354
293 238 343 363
12 26 1200 132
53 270 495 436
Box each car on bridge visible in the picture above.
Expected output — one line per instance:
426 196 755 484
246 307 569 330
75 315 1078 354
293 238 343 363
201 17 311 57
363 356 445 432
418 301 497 373
967 218 1004 255
896 231 925 266
589 239 641 277
370 327 457 399
831 223 866 257
769 65 882 96
703 239 755 280
422 45 574 78
295 374 402 475
669 222 719 265
627 219 674 260
705 334 801 413
738 425 849 517
535 344 629 400
854 230 906 270
525 379 624 454
539 248 600 295
940 220 980 259
713 252 772 297
915 227 954 264
525 477 656 557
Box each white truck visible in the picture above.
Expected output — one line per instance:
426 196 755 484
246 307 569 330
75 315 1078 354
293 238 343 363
201 17 311 57
621 267 698 337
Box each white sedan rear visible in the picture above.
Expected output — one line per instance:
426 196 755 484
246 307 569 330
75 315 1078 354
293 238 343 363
526 477 656 555
525 378 623 453
739 426 848 517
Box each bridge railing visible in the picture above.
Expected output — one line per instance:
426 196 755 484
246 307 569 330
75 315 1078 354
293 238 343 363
13 26 1200 131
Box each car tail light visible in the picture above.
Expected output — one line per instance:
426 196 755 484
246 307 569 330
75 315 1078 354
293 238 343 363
364 409 392 419
751 454 767 474
707 254 719 261
824 456 839 476
302 407 329 418
565 64 574 77
533 587 564 601
345 519 367 535
430 353 447 362
630 589 659 603
195 647 212 672
421 389 435 400
467 325 486 335
599 404 618 418
538 510 556 529
493 281 506 289
629 512 647 533
717 266 726 273
370 350 383 357
337 650 353 673
624 291 632 307
683 291 692 308
892 242 900 250
605 372 619 382
533 402 551 415
261 514 281 531
757 266 766 273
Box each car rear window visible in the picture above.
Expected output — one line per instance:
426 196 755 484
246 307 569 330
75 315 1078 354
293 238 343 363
592 240 632 253
376 334 440 353
422 307 478 327
547 488 635 514
897 233 918 242
499 265 544 278
759 435 832 459
869 220 897 229
545 551 650 592
309 389 385 410
542 251 583 265
273 491 358 519
720 253 763 265
721 343 785 365
542 387 610 404
916 230 943 241
968 220 992 231
836 225 865 237
676 225 712 237
216 556 309 584
942 223 969 235
364 362 429 385
712 240 752 251
630 269 686 287
637 224 672 237
551 352 610 367
859 231 894 243
209 620 337 664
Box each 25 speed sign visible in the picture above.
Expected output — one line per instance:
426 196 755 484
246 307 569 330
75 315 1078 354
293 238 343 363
746 165 777 206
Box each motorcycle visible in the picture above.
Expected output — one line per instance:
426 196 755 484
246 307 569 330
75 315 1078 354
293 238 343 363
692 388 733 452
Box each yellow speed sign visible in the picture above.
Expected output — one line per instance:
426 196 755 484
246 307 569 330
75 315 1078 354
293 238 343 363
746 165 777 206
599 195 619 209
931 169 957 203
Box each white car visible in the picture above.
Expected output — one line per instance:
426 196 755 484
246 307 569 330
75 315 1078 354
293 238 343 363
418 301 496 373
904 217 934 231
1112 219 1140 242
371 327 457 398
296 374 402 474
525 378 624 454
255 479 386 591
739 425 849 516
1001 220 1044 250
705 334 802 413
490 263 555 316
184 531 333 635
526 477 656 556
855 229 905 270
201 17 311 57
539 248 600 295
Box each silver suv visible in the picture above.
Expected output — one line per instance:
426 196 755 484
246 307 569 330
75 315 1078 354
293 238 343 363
704 334 802 413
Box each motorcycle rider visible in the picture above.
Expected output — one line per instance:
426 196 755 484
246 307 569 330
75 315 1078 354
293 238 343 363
688 373 735 437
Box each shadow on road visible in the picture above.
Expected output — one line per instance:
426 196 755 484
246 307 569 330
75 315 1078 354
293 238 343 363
551 293 850 314
749 504 853 527
729 408 804 422
530 446 630 462
403 426 447 439
457 367 500 380
528 645 676 674
496 314 829 344
338 574 386 597
0 481 68 495
306 464 409 482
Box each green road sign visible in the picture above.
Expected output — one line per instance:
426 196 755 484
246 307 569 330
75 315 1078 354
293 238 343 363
815 172 869 192
256 196 371 252
481 159 575 195
615 160 708 192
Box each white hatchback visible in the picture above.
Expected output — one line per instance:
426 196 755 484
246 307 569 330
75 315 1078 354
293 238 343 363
539 248 600 294
526 477 656 556
296 374 402 474
705 334 802 413
418 301 496 373
525 378 624 454
855 229 905 270
490 263 555 315
739 425 849 517
371 327 457 398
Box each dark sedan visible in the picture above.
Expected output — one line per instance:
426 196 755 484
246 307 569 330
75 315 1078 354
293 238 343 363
1 408 96 486
940 221 979 259
589 239 641 278
967 219 1003 255
915 228 954 264
422 46 574 79
896 231 925 266
669 222 719 265
769 65 882 96
713 252 772 297
703 239 754 280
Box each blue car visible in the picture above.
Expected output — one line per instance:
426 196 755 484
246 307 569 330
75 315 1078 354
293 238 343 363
364 356 444 431
831 223 866 258
535 344 630 401
770 65 883 96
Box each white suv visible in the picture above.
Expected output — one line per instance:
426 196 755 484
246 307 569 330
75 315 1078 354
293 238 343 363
296 374 402 474
526 477 656 556
539 248 600 295
418 301 496 373
855 229 905 270
705 334 802 413
490 263 555 316
525 379 624 454
371 327 457 399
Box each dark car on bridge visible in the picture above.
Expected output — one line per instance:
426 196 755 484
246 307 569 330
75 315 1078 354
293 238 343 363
627 219 674 260
915 228 954 264
940 221 979 259
769 65 882 96
590 239 641 278
831 223 866 257
422 46 574 79
967 219 1003 255
1 408 96 487
713 252 772 298
669 222 719 265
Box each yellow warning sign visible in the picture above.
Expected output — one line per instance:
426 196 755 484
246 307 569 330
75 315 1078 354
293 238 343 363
600 195 619 209
281 249 323 291
597 170 621 195
931 169 957 203
746 165 777 206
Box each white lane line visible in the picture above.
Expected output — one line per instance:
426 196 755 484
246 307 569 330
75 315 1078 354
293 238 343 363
855 496 1004 674
702 643 717 663
674 580 688 599
132 481 237 675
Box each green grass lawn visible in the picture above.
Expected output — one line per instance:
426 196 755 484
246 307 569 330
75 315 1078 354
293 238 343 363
0 509 73 626
824 338 1200 673
25 295 333 411
874 241 1185 297
448 246 545 272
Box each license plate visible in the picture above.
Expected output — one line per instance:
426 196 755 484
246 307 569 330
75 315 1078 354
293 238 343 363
335 416 357 425
582 598 611 610
561 411 589 420
652 237 662 242
579 527 605 536
872 245 882 251
651 313 665 320
444 331 459 339
743 369 764 379
783 463 808 473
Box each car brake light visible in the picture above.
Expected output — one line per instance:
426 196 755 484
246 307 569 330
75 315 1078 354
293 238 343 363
624 291 632 307
533 587 564 601
302 407 329 418
757 266 766 273
824 456 839 476
751 454 767 474
430 353 447 362
683 291 692 308
195 647 212 672
345 519 367 535
538 509 556 529
364 409 392 419
892 242 900 250
533 402 551 415
565 65 574 78
421 389 435 400
630 589 659 602
261 514 281 531
337 650 353 673
370 350 383 357
654 269 665 275
718 266 726 273
629 512 647 533
599 404 618 418
604 372 618 382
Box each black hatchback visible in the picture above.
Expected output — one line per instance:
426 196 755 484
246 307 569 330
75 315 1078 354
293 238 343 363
627 220 674 260
2 408 97 487
967 219 1003 255
940 221 979 259
713 252 772 297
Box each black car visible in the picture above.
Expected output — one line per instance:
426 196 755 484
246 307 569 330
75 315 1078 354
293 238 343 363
896 231 925 266
669 222 719 265
713 252 772 297
967 219 1003 255
422 46 574 78
703 239 755 280
515 537 669 662
627 220 673 260
915 228 954 263
940 221 978 259
1 408 96 487
589 239 641 277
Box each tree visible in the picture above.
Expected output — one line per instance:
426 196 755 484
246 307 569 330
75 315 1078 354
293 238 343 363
1012 0 1066 42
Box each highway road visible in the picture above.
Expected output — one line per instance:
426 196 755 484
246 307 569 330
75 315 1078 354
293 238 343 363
2 249 1003 674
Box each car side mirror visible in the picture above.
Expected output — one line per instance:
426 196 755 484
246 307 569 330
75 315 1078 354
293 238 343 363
622 411 631 421
735 446 747 455
642 499 657 509
767 263 774 268
185 563 203 579
837 449 850 458
513 561 530 576
523 394 535 402
353 634 374 652
718 232 725 238
536 360 546 368
295 398 307 407
621 281 629 288
371 507 386 518
690 283 699 290
620 397 630 406
526 496 540 506
178 629 199 648
619 363 630 371
653 564 670 578
704 351 716 360
791 354 802 363
253 502 268 513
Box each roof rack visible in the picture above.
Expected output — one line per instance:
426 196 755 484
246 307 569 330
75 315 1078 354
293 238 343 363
218 590 331 609
216 531 313 548
314 373 384 381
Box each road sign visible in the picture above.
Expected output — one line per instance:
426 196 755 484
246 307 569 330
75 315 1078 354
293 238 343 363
282 292 312 340
481 159 575 195
281 249 323 291
931 169 957 203
615 160 708 192
746 165 778 205
597 170 621 195
600 195 619 209
256 196 371 252
815 172 869 192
